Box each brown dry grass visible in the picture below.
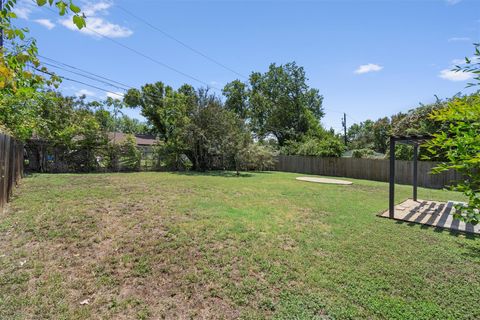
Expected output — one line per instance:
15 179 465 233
0 172 478 319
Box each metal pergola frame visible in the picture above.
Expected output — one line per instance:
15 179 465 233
389 135 433 218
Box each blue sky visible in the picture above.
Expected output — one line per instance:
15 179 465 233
12 0 480 132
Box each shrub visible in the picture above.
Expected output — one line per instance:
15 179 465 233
351 148 375 158
425 93 480 224
282 136 345 157
384 143 413 161
237 143 277 171
152 141 192 171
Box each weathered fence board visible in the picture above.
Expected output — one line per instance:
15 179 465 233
0 133 23 212
275 155 461 189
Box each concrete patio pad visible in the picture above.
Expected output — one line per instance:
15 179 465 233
296 177 353 185
379 199 479 235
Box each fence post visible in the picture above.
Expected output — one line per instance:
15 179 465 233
389 137 396 218
3 135 10 205
0 134 24 212
413 144 418 201
7 136 15 202
0 134 5 211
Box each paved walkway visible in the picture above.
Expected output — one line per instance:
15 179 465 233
380 199 479 235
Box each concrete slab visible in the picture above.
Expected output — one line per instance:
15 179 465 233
379 199 479 235
296 177 353 185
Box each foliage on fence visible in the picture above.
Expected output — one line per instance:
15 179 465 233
280 136 345 157
425 49 480 224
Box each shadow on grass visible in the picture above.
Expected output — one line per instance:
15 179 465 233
393 219 477 240
171 170 273 178
24 170 131 176
23 170 275 180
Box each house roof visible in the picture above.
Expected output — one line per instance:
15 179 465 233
108 132 158 146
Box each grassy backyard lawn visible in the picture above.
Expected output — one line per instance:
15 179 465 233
0 172 478 319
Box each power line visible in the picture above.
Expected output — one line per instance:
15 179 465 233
12 43 204 104
5 43 129 96
116 5 247 80
33 67 125 98
37 55 182 102
346 113 361 124
40 4 221 91
33 58 201 104
38 54 134 89
40 60 130 91
323 108 344 115
324 108 361 124
84 26 221 91
8 43 210 105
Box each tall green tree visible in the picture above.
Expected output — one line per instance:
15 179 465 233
125 84 253 171
223 79 249 119
372 117 391 154
182 89 248 171
124 82 191 142
391 99 447 137
347 120 375 150
116 115 150 134
94 108 150 134
248 62 324 145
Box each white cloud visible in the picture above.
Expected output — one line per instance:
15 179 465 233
75 89 96 97
439 69 473 81
13 0 36 20
59 1 133 38
354 63 383 74
60 17 133 38
83 1 113 16
209 81 224 88
445 0 462 5
439 54 479 81
448 37 471 42
34 19 55 30
14 7 31 19
451 55 480 66
451 58 466 65
106 91 124 99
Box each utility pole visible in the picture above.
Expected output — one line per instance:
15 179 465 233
341 112 347 146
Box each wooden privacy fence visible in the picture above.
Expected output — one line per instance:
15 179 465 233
0 133 24 212
275 155 462 189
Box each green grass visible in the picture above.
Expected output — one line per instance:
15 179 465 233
0 171 478 319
